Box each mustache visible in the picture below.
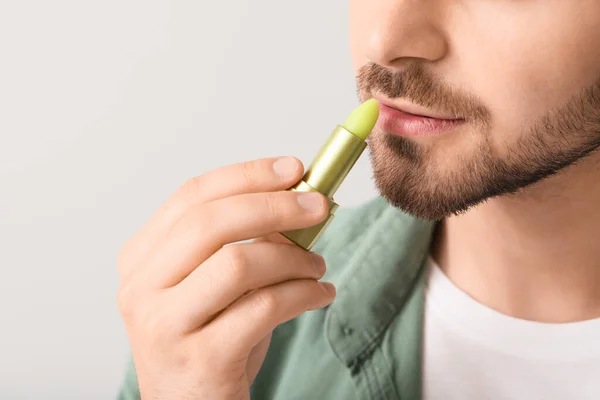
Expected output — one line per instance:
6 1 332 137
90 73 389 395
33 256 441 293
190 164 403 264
356 62 490 124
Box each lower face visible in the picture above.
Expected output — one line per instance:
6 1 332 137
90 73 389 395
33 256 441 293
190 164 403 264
349 1 600 220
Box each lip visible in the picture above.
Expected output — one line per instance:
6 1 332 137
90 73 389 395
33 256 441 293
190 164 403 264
375 97 465 138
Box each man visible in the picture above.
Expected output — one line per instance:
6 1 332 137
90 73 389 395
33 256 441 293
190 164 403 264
117 1 600 399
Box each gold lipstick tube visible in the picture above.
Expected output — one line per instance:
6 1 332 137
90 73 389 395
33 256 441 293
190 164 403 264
280 125 368 250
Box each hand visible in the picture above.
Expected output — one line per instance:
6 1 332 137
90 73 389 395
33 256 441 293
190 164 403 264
117 156 337 400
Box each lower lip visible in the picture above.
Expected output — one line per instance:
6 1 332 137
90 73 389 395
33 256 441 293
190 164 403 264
377 103 464 137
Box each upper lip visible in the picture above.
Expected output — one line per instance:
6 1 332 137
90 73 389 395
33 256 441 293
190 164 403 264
374 95 461 120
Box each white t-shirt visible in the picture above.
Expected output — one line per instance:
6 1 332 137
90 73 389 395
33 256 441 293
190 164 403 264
422 257 600 400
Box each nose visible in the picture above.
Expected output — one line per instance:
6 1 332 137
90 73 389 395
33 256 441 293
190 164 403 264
362 1 448 67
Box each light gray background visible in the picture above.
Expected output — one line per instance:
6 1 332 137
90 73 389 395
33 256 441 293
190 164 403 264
0 1 377 398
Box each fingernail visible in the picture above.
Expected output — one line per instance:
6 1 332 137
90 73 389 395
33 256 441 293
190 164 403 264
273 157 299 178
310 252 326 275
297 192 323 213
320 282 336 296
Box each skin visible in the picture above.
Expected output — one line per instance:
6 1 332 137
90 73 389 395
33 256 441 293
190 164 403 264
350 0 600 322
119 1 600 398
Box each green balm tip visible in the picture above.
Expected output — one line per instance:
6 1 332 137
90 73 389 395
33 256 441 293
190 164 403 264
342 98 380 140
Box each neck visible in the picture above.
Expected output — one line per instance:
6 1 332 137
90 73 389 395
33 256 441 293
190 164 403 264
433 151 600 323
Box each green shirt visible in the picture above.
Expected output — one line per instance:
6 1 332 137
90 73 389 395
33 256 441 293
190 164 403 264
118 196 436 399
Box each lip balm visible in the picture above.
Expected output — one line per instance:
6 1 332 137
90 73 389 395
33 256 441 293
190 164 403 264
281 99 380 250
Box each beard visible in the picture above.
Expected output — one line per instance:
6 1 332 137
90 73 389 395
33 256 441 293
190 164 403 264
357 62 600 221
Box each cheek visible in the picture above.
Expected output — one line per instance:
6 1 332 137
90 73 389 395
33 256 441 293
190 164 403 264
449 1 600 141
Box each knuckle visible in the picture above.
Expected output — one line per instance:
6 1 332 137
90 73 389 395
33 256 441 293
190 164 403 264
116 283 138 318
239 161 256 189
221 246 249 285
178 176 203 200
263 193 284 220
253 290 278 317
117 286 172 341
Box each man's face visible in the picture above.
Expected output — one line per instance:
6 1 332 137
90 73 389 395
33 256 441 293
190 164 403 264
350 1 600 220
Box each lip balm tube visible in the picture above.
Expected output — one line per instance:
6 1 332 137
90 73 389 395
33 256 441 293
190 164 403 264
281 99 380 250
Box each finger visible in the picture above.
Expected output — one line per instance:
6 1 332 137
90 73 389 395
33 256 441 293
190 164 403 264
253 198 334 245
135 190 329 288
118 156 304 281
176 156 305 205
165 241 327 331
203 279 336 359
